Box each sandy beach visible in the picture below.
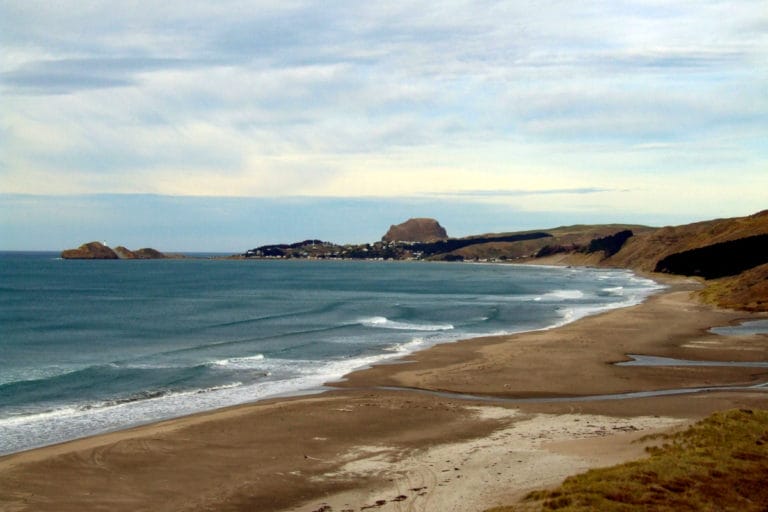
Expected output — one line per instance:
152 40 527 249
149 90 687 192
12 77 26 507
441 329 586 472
1 277 767 512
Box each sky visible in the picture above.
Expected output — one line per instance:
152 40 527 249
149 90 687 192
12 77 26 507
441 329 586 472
1 1 766 251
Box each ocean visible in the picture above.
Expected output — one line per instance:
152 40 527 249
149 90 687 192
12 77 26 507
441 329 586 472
0 253 663 455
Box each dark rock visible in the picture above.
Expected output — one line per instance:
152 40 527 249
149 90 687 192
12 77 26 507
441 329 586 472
382 218 448 243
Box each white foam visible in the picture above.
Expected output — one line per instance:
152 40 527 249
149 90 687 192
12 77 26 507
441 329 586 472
0 406 82 428
384 337 426 353
185 381 245 394
209 354 266 369
0 343 446 455
0 381 245 428
0 364 84 387
629 275 665 289
360 316 453 331
544 287 658 332
541 289 585 300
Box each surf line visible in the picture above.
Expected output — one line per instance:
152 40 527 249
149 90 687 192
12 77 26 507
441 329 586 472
368 381 768 404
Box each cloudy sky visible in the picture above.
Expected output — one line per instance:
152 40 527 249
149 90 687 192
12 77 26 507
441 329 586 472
2 1 766 251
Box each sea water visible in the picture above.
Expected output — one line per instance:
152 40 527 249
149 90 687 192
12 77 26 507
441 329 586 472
0 253 662 455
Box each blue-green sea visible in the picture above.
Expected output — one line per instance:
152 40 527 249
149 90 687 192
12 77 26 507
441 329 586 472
0 253 662 455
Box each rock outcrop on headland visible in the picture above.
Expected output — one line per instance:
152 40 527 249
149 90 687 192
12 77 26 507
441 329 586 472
113 246 167 259
62 242 167 259
132 248 166 259
382 218 448 242
113 246 137 259
61 242 119 259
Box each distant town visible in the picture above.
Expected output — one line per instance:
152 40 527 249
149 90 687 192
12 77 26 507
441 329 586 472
241 234 551 262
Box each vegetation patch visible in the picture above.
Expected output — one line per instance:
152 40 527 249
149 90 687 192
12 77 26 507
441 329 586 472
488 409 768 512
654 234 768 279
585 229 634 257
698 263 768 312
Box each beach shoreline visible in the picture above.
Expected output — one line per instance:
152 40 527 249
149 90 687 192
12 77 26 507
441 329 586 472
1 274 767 512
0 261 662 457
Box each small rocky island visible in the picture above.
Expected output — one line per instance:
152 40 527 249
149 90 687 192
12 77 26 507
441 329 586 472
61 242 169 259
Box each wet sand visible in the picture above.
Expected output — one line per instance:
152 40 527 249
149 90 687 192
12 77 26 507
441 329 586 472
1 277 767 512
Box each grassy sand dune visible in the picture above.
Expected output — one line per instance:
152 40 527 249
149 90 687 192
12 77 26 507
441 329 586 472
491 408 768 511
699 263 768 312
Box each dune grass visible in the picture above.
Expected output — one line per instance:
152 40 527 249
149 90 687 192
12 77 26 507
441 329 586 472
488 408 768 511
698 263 768 312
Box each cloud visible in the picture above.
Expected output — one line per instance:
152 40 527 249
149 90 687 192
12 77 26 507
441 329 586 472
0 0 765 231
434 188 616 198
1 57 216 94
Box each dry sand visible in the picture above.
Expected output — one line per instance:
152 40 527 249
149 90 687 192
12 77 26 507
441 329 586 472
1 277 767 512
286 407 686 512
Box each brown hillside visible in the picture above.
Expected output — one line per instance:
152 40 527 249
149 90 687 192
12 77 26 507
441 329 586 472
606 210 768 272
453 240 553 260
450 224 654 261
509 210 768 311
698 263 768 312
600 210 768 312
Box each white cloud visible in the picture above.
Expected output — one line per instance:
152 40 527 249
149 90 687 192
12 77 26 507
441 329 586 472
0 0 765 226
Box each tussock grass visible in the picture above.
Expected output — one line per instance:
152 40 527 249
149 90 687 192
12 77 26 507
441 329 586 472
698 263 768 312
488 409 768 511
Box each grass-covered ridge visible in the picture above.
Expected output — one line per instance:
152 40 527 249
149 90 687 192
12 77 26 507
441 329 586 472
489 408 768 512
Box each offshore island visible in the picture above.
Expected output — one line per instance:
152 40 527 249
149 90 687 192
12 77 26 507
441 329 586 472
9 209 768 511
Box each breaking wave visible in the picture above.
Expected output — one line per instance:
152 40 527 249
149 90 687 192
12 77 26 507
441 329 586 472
360 316 454 331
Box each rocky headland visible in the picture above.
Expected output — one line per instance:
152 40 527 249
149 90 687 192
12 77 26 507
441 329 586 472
114 246 168 259
61 242 168 260
61 242 119 259
381 217 448 242
241 210 768 312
